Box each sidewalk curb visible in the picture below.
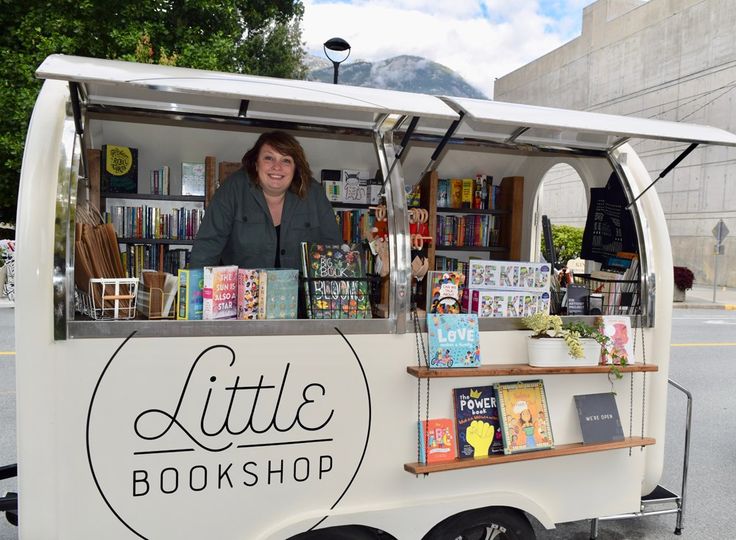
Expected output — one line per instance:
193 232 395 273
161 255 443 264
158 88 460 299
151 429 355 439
673 302 736 310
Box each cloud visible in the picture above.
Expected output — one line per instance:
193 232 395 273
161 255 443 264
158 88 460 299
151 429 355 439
302 0 587 97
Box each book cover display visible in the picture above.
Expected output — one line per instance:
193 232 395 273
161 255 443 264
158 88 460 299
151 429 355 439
427 314 480 368
597 315 634 364
181 162 206 196
301 243 371 319
495 380 554 454
426 270 464 314
258 269 298 319
453 385 503 458
418 418 457 464
236 269 260 320
176 268 203 320
202 265 238 320
101 144 138 193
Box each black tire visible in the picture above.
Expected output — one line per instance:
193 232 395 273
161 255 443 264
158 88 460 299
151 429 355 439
288 525 395 540
425 506 535 540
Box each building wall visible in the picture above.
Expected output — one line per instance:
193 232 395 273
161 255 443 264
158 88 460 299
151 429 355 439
495 0 736 287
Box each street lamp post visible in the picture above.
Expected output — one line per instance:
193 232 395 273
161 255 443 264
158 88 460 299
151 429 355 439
323 37 351 84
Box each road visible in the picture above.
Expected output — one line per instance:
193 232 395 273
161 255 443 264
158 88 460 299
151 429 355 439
1 308 735 539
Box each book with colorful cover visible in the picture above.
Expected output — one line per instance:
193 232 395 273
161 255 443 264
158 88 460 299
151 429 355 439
453 385 503 458
427 313 480 368
236 269 260 320
301 243 371 319
258 268 298 319
426 270 464 314
101 144 138 193
495 379 554 455
597 315 634 364
202 265 238 320
418 418 457 464
176 268 203 320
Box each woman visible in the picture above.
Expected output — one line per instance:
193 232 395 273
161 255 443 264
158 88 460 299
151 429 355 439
190 131 341 269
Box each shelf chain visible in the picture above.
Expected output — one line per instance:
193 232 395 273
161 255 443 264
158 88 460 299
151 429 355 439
412 305 430 465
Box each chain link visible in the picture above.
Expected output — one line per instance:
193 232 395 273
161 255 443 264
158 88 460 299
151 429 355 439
412 305 430 464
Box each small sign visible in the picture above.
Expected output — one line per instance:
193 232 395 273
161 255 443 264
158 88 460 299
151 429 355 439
574 393 624 444
712 219 729 244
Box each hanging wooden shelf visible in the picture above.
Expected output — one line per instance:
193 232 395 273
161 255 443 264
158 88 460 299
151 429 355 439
404 437 656 475
407 363 658 378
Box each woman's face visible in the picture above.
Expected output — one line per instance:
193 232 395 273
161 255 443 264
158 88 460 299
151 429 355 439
255 143 295 197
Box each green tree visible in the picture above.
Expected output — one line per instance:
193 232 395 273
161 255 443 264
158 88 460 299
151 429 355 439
0 0 306 223
551 224 583 265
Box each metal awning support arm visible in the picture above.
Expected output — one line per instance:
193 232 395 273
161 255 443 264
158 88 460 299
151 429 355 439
69 82 88 180
626 143 699 210
419 111 465 178
395 116 419 161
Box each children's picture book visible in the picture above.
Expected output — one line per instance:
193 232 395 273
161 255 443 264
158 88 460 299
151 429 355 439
181 162 206 196
495 379 554 454
427 313 480 368
597 315 634 364
469 260 551 292
202 265 238 320
418 418 457 464
465 289 551 318
426 270 464 314
301 243 371 319
258 268 298 319
176 268 203 320
101 144 138 193
236 269 260 320
574 393 625 444
453 385 503 458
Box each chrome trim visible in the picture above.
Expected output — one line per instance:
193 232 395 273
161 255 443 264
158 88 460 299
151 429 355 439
53 111 80 340
505 126 529 144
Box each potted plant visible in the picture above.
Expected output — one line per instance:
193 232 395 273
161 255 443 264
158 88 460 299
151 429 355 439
673 266 694 302
521 313 602 367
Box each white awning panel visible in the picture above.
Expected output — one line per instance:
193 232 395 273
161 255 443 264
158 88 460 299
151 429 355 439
36 55 459 131
441 96 736 150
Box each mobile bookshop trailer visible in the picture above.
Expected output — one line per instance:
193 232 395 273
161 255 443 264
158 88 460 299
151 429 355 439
12 54 736 539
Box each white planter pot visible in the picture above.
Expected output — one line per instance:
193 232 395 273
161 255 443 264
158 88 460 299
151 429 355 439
527 337 601 367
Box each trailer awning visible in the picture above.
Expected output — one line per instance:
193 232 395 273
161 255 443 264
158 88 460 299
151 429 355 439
440 96 736 151
36 55 459 132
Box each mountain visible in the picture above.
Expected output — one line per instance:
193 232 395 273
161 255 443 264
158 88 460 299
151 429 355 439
306 55 487 99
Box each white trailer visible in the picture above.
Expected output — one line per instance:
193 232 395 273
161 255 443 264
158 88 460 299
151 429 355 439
11 55 736 539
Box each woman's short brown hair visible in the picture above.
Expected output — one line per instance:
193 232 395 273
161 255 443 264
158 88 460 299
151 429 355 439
242 131 313 198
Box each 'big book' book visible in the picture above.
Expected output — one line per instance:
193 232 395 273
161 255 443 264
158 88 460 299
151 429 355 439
495 379 554 454
453 385 503 458
427 314 480 368
202 265 238 320
176 268 203 320
301 243 371 319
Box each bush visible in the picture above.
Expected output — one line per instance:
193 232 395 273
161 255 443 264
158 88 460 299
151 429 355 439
551 225 583 266
673 266 694 291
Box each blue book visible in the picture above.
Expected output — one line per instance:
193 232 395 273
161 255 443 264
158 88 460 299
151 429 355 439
177 268 203 320
452 385 503 458
258 269 298 319
427 314 480 368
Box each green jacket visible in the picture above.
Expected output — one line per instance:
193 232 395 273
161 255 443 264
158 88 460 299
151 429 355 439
190 170 341 270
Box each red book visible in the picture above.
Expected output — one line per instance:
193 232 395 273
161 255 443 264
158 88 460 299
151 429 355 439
419 418 457 463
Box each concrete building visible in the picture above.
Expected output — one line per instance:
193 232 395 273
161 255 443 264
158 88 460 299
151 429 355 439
495 0 736 287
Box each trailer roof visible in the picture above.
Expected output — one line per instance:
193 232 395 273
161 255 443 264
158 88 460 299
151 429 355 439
35 55 459 131
441 96 736 150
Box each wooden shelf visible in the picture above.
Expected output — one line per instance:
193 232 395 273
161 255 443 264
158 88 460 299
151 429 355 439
331 202 372 210
437 207 509 215
404 437 656 474
406 363 658 378
102 192 205 203
435 245 507 252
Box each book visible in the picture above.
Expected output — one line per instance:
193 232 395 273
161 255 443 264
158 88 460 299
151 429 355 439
574 393 625 444
258 268 298 319
469 260 551 292
418 418 457 464
465 289 550 318
202 265 238 320
495 379 554 454
176 268 204 320
181 162 206 196
426 270 464 314
236 269 260 320
341 169 369 205
321 169 342 202
427 313 480 368
461 178 474 208
449 178 463 208
565 283 589 316
101 144 138 193
453 385 503 458
301 243 371 319
597 315 634 364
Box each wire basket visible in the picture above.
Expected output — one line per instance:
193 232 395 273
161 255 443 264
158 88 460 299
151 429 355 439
301 275 381 319
76 278 139 320
553 273 640 316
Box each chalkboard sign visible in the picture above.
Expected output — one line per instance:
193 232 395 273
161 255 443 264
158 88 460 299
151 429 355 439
574 392 624 444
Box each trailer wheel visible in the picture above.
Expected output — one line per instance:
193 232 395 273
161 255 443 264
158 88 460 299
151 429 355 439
425 506 535 540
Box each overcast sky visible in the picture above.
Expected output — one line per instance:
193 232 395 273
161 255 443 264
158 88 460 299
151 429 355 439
302 0 594 97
